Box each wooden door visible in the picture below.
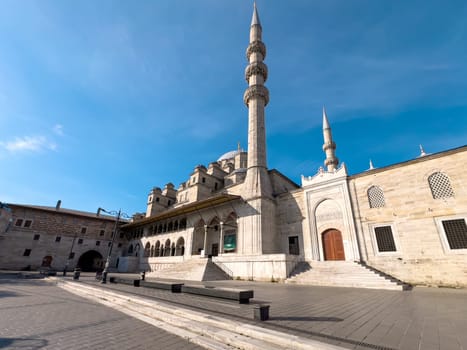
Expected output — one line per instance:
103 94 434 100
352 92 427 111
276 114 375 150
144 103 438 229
323 229 345 260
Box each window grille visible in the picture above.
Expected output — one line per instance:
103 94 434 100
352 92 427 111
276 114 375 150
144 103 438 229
23 249 31 256
374 226 396 252
442 219 467 250
368 186 386 208
428 172 454 199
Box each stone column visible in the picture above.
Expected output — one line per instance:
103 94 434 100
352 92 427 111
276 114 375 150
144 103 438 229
219 222 224 254
203 225 208 257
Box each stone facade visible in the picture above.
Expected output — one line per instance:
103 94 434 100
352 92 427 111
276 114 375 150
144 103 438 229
118 4 467 287
349 147 467 287
0 202 127 272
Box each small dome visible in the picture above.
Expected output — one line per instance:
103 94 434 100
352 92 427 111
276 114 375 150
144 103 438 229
217 150 241 162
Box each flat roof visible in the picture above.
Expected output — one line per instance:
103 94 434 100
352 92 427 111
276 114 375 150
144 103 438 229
350 144 467 179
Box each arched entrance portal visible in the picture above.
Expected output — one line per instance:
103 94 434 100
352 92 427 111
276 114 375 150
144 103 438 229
77 250 103 271
41 255 53 267
322 229 345 261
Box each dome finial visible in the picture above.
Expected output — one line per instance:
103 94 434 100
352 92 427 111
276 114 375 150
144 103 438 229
419 144 427 157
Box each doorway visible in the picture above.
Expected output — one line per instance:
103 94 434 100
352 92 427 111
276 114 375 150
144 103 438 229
77 250 103 271
322 229 345 260
211 243 219 257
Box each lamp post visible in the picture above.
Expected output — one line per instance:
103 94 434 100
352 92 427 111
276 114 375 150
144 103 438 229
98 207 128 284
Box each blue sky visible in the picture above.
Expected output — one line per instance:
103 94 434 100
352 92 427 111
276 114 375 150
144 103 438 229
1 0 466 215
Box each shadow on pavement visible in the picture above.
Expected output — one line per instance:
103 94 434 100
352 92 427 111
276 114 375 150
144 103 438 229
270 316 343 322
0 337 48 349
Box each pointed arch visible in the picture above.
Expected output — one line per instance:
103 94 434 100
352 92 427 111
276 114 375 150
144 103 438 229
155 240 161 257
223 212 238 253
144 242 151 257
164 239 171 256
192 219 206 255
176 237 185 256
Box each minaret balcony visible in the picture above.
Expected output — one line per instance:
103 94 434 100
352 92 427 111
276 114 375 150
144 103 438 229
246 40 266 60
243 84 270 106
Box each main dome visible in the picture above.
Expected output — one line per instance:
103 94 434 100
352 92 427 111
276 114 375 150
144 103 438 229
217 150 242 161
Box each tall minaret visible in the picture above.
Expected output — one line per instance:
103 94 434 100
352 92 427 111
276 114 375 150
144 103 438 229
240 3 278 255
322 107 339 171
243 2 272 199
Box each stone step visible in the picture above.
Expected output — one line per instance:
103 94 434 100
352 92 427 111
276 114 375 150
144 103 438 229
146 259 230 281
286 261 407 290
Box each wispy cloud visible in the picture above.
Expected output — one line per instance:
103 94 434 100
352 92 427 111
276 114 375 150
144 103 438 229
1 136 56 152
53 124 64 136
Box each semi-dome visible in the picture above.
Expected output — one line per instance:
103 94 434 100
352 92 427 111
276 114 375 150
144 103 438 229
217 150 241 162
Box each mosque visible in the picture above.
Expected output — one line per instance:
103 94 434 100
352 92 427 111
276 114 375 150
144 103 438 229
1 4 465 289
118 4 467 289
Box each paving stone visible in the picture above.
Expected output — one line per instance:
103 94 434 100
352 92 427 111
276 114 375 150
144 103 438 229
0 277 204 350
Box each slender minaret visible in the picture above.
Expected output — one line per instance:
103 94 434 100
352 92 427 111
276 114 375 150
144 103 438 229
322 107 339 171
240 3 277 255
243 2 272 199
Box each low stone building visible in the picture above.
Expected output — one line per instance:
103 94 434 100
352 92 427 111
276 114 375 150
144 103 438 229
0 201 127 272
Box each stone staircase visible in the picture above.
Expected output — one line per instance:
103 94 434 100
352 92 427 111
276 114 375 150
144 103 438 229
286 261 409 291
146 258 231 281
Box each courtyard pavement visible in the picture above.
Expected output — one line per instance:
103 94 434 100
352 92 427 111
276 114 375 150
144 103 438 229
82 272 467 350
1 271 466 350
0 273 203 350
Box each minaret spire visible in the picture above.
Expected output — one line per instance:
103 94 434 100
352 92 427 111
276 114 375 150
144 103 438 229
322 107 339 172
251 2 261 26
243 2 271 198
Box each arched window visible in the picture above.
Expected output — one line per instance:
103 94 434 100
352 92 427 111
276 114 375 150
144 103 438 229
144 242 150 257
164 239 171 256
367 186 386 208
155 241 161 257
176 237 185 256
428 172 454 199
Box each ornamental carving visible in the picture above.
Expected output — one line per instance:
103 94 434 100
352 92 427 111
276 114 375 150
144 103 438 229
245 62 268 82
243 84 270 106
246 40 266 60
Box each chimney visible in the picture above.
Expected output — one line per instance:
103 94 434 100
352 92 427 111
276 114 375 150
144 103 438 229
56 200 61 210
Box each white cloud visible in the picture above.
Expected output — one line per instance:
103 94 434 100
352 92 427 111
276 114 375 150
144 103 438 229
1 136 56 152
53 124 64 136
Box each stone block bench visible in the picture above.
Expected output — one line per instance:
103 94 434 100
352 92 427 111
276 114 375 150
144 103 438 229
181 285 254 304
140 280 184 293
109 277 140 287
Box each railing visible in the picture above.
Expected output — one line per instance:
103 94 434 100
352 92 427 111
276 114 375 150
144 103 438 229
212 260 234 279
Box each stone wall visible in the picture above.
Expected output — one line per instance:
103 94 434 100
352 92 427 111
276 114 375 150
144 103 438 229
350 147 467 286
0 205 126 271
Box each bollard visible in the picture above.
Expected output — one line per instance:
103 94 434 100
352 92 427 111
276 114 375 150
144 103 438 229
253 304 270 321
140 271 146 281
73 268 81 280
